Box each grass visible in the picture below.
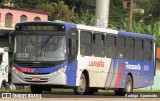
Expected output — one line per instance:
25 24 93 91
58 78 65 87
133 89 160 92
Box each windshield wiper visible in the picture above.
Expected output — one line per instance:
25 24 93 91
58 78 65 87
41 35 53 47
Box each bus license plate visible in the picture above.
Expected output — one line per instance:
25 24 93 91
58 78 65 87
32 77 41 81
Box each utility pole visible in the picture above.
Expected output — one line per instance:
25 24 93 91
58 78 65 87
129 0 133 32
95 0 110 28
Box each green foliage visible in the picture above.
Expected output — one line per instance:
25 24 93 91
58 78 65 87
139 0 160 21
0 0 10 5
75 9 95 25
12 0 48 9
64 0 96 14
37 1 76 22
109 19 160 46
0 0 4 3
109 0 129 22
5 0 159 46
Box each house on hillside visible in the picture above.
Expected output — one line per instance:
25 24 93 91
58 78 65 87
123 0 139 8
0 6 48 30
0 6 48 47
123 0 144 14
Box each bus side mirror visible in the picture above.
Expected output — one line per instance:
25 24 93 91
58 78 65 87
3 47 9 52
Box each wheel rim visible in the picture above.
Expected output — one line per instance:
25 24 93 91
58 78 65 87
79 78 86 92
126 78 132 93
1 84 6 91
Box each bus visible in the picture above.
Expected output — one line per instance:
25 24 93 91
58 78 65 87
10 21 156 95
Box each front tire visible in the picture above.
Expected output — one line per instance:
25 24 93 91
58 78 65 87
74 73 87 95
0 83 7 91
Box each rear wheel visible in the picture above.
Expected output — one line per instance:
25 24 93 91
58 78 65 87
115 75 133 96
125 75 133 94
31 85 43 94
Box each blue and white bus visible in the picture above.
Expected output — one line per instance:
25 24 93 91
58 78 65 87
10 21 155 95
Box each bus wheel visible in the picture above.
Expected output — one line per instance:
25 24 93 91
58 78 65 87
0 82 7 91
31 85 43 94
74 73 87 95
115 75 133 96
125 75 133 94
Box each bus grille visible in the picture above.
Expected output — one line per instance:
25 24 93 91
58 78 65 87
23 72 50 75
24 78 49 82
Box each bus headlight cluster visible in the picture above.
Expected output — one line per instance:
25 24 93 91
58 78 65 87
12 67 23 76
50 66 66 76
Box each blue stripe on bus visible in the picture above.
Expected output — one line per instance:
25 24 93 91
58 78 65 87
65 60 77 86
115 59 154 88
118 31 154 39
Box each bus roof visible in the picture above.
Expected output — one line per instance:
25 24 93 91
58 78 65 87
118 30 154 40
16 21 154 40
16 21 75 25
76 24 118 35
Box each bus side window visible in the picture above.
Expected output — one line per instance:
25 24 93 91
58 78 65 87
68 28 78 63
144 40 153 61
116 36 126 59
135 39 144 60
92 33 105 57
69 38 77 56
68 38 72 55
80 31 92 56
105 34 116 58
126 37 135 60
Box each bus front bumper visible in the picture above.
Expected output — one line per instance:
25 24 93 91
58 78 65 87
11 71 67 85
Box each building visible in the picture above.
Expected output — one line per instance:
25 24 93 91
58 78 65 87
0 6 48 48
0 6 48 31
123 0 144 14
123 0 139 8
156 47 160 70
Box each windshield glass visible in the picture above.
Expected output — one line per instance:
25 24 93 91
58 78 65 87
14 35 66 61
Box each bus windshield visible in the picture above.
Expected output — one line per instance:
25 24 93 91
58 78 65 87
14 35 66 61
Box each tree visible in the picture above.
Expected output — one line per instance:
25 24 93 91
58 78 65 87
109 19 160 46
12 0 48 9
109 0 129 24
64 0 96 14
37 1 76 22
75 9 95 25
138 0 160 21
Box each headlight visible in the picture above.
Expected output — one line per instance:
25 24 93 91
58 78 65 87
59 66 66 73
50 66 66 76
12 67 23 76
